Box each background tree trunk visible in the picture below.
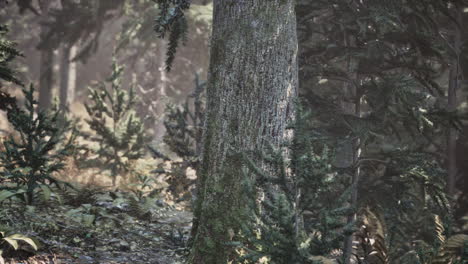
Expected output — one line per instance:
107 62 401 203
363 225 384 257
153 39 168 141
38 48 54 110
59 44 77 111
340 34 362 264
38 0 54 110
447 4 462 196
189 1 298 263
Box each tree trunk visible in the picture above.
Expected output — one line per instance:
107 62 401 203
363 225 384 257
189 1 298 263
339 33 361 264
38 48 54 110
153 39 168 141
447 5 462 196
38 0 54 111
59 44 77 111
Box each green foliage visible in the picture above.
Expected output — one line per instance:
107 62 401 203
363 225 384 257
0 24 20 132
153 0 191 70
163 74 205 161
295 0 465 262
354 151 454 262
237 107 350 263
83 59 148 184
0 24 22 85
0 229 38 257
0 85 75 204
235 103 461 263
151 75 205 200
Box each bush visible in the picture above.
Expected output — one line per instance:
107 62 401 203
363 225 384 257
0 85 76 204
83 59 148 186
151 74 205 201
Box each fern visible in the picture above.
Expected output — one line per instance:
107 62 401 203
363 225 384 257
355 208 389 264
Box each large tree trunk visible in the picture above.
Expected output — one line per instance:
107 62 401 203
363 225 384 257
189 1 298 263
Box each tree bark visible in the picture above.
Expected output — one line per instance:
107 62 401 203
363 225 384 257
38 0 54 111
38 48 54 110
189 1 298 263
336 32 361 264
153 39 168 141
447 5 462 196
59 44 77 111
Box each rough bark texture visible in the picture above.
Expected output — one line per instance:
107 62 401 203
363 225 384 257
189 1 298 263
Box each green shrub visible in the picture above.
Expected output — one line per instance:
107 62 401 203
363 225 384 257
83 59 148 185
151 74 205 200
0 85 76 204
237 107 350 264
0 24 22 85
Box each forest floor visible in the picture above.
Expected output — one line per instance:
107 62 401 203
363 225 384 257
0 187 192 264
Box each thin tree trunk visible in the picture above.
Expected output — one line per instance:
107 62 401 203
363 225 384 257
38 0 54 111
153 40 168 141
38 48 54 110
340 33 361 264
189 1 298 263
59 45 70 111
68 45 77 105
343 105 362 264
447 5 462 196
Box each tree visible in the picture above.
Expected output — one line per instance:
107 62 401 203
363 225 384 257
296 0 465 262
83 59 147 186
446 2 463 197
59 43 77 111
37 0 54 110
0 85 75 204
188 1 298 263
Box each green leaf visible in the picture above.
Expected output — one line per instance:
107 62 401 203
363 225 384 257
0 190 15 203
3 237 19 250
4 234 38 251
0 189 25 203
82 214 96 227
39 184 51 201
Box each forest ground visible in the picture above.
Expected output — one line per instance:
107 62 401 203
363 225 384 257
0 165 193 264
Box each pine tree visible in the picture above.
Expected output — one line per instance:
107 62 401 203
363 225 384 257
0 85 75 204
296 0 465 262
237 107 352 263
0 24 22 86
83 59 148 186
